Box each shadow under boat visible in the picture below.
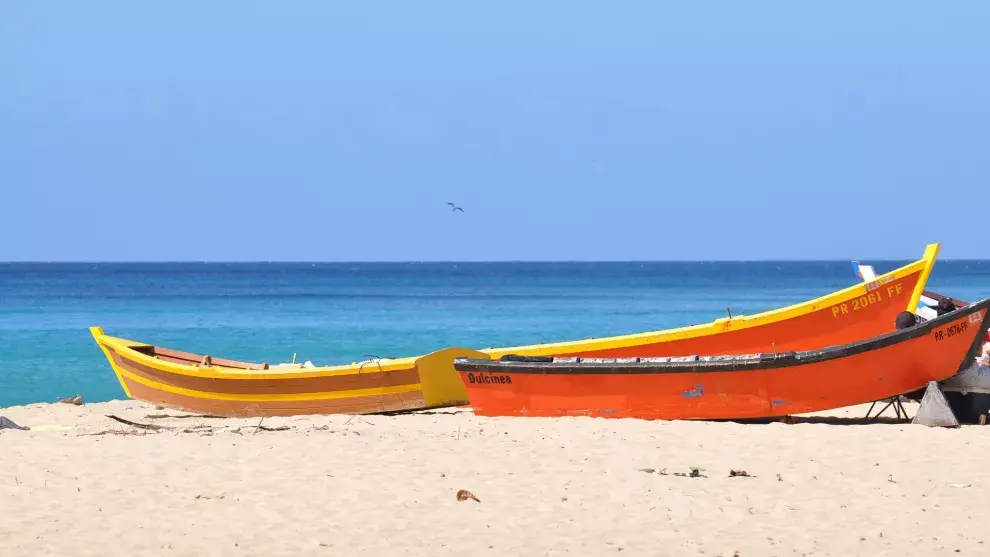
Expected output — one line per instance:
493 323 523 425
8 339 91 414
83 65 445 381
711 415 914 426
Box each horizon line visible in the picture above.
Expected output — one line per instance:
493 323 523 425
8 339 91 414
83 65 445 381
1 257 986 264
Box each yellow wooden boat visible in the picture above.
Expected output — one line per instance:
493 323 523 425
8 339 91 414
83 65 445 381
90 243 940 417
89 331 487 417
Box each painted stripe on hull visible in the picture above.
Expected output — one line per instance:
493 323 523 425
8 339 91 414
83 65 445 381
108 348 421 395
122 378 427 417
113 354 422 402
107 346 432 417
461 305 989 420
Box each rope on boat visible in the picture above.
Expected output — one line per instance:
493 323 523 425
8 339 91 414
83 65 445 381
357 355 406 413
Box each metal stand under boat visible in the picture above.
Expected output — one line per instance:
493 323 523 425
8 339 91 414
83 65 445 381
865 397 911 421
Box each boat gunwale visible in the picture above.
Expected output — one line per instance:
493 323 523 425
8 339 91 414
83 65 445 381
455 297 990 376
92 329 421 379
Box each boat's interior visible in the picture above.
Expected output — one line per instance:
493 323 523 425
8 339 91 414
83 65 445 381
923 290 968 309
130 344 268 370
460 298 990 372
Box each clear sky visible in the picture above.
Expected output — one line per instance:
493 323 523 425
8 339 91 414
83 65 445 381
1 2 987 261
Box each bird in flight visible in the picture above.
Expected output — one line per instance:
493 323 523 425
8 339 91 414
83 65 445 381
447 202 464 212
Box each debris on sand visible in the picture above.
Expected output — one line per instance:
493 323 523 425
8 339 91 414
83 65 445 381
195 493 226 500
59 395 84 406
456 489 480 503
673 467 706 478
106 415 171 431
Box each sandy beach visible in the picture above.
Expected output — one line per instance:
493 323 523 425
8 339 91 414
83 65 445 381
1 400 988 557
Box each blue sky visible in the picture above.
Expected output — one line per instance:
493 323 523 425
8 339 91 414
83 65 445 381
1 2 987 261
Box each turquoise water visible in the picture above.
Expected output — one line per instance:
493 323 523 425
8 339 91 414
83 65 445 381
3 261 990 407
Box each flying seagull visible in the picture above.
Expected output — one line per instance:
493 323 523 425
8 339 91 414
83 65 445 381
447 202 464 212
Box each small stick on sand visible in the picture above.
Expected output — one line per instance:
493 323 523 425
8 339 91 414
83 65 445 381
195 492 226 500
105 415 172 431
145 413 223 420
343 415 374 427
81 429 149 437
251 425 290 432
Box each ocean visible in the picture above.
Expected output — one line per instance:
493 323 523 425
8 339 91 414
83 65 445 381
2 260 990 408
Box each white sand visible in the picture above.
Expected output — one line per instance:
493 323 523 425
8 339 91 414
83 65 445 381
1 399 988 557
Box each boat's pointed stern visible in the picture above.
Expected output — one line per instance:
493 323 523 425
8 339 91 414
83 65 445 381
89 326 134 398
414 347 489 409
908 242 941 313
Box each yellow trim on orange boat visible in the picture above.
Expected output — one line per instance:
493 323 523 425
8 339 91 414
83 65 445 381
907 242 940 313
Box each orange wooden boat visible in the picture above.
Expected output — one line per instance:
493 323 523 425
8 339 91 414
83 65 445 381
453 297 990 420
482 243 941 360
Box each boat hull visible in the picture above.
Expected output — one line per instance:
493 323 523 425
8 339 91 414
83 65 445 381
454 299 990 420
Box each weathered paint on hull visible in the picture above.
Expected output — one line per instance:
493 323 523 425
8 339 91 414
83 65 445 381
458 302 990 420
123 378 428 417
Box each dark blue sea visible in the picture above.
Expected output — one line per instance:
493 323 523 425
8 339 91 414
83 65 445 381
3 260 990 407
